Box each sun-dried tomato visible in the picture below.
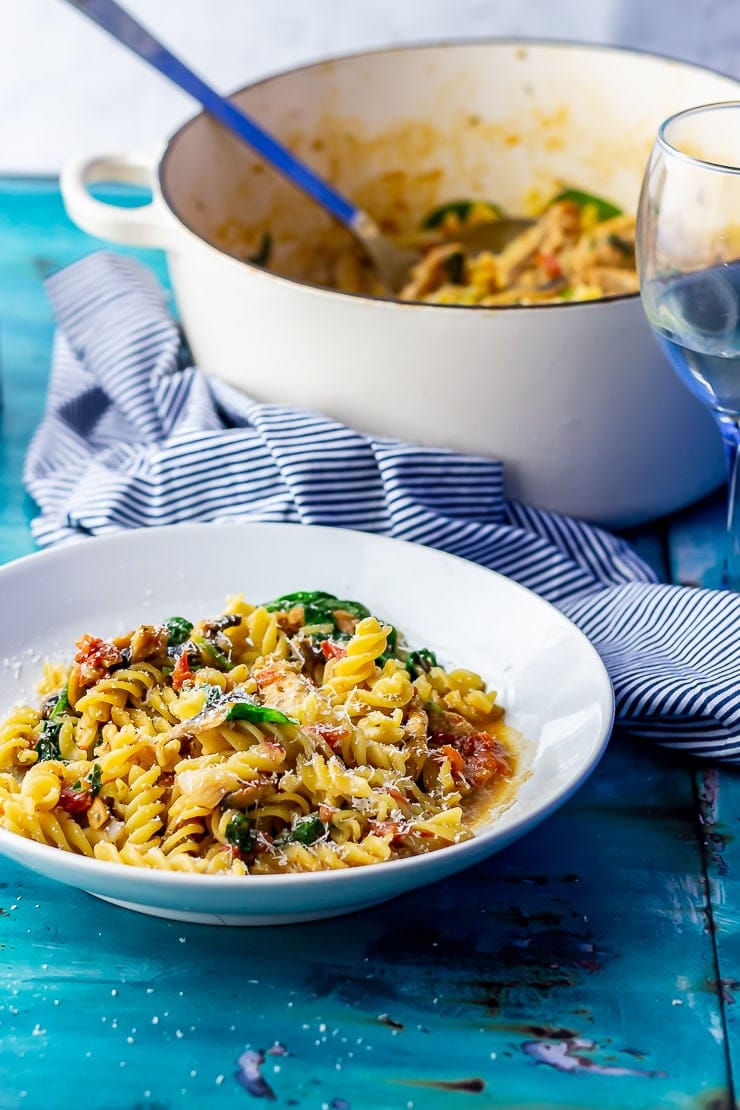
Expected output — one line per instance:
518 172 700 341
455 732 511 788
172 648 194 692
536 252 563 279
372 819 413 846
72 634 122 690
253 666 282 687
59 785 94 815
303 722 349 751
438 743 466 778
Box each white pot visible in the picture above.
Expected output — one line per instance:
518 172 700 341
60 40 739 527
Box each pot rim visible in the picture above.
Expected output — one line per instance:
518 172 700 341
157 36 740 313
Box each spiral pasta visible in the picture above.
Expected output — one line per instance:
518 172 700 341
0 590 520 874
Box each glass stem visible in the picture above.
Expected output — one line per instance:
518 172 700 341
718 414 740 591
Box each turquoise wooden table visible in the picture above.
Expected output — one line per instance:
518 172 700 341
1 178 738 1110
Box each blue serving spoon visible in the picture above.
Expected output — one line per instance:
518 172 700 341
62 0 420 292
63 0 533 291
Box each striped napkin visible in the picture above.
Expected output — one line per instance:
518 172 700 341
25 252 740 760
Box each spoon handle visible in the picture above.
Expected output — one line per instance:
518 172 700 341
63 0 359 227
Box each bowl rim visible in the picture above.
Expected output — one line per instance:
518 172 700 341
157 36 740 313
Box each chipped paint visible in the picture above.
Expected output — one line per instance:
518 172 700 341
236 1049 276 1100
522 1038 667 1077
698 770 720 825
708 1012 726 1046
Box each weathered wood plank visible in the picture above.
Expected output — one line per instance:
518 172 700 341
0 735 727 1108
666 467 738 1110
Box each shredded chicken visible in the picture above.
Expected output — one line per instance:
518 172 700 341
397 198 636 306
400 242 471 301
253 660 321 719
176 765 274 809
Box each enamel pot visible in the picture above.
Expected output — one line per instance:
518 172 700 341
61 40 740 526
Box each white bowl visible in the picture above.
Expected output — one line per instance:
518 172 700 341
0 523 613 925
60 42 739 527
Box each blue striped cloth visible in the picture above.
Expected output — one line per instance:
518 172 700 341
25 252 740 760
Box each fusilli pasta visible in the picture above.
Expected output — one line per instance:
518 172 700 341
0 590 520 874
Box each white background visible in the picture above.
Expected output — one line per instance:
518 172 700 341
2 0 740 174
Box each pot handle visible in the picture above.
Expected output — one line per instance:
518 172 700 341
60 149 176 250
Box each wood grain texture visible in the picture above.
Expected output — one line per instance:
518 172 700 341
0 737 728 1109
0 179 734 1110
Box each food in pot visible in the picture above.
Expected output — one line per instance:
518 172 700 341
248 187 638 306
399 190 638 305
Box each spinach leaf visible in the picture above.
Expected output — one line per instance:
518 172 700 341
34 720 63 762
226 701 297 726
49 684 69 721
226 813 255 854
551 189 622 222
188 685 296 725
89 763 103 797
289 814 326 845
421 199 503 229
263 591 371 636
36 680 70 758
263 590 337 613
325 600 371 621
193 637 232 670
405 648 438 677
305 598 370 626
165 617 193 646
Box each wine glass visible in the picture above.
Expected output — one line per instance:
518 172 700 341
637 100 740 590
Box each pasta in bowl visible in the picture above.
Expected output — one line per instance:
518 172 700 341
0 592 521 876
0 522 613 924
